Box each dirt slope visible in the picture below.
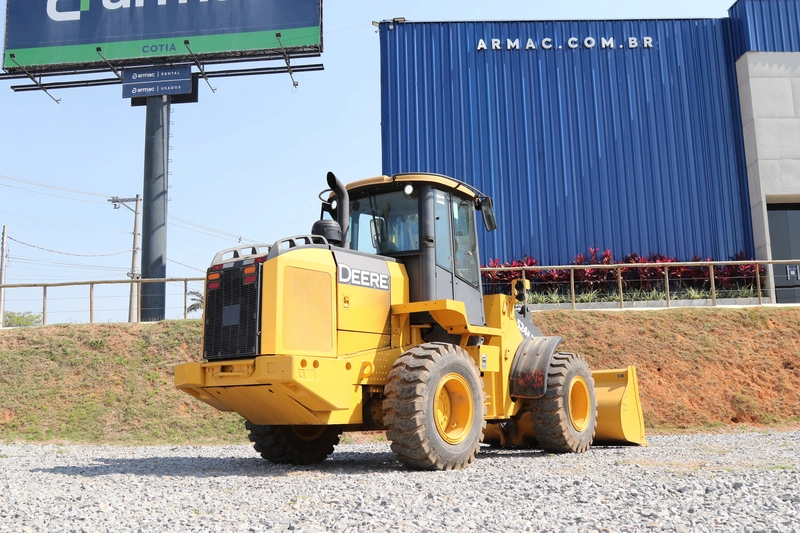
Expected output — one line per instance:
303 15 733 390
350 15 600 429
0 307 798 444
533 307 800 429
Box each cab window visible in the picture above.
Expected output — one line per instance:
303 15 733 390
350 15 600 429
452 196 480 287
348 188 419 254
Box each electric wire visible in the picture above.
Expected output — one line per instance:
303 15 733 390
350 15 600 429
169 215 260 243
169 244 214 260
0 210 130 234
0 172 113 198
8 237 129 257
0 182 108 204
1 173 261 244
167 258 205 273
169 221 255 243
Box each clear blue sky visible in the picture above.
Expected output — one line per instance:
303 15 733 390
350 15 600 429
0 0 736 322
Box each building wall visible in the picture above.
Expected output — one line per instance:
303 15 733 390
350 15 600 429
729 0 800 58
380 19 753 265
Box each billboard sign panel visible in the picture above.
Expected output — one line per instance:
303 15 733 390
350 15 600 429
3 0 322 72
122 65 192 98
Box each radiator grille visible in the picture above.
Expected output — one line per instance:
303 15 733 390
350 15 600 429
203 266 260 360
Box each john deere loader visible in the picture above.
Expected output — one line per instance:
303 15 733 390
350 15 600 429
175 172 646 470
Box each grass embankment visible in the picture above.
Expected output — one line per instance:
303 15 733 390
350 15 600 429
0 307 798 445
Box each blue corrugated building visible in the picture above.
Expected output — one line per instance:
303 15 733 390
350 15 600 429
378 0 800 302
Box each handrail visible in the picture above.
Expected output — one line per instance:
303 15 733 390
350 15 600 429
0 277 204 290
480 259 800 310
1 259 799 327
0 277 204 326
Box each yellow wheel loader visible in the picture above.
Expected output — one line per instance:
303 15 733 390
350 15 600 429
175 172 646 470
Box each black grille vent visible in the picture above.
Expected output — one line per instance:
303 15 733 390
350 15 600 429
203 266 260 360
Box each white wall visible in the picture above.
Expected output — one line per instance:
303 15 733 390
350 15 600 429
737 52 800 300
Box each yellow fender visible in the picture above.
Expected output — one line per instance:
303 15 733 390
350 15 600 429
592 366 647 446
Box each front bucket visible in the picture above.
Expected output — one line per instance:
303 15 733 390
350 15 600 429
592 366 647 446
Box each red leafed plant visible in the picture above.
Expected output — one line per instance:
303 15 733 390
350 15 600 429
482 248 763 298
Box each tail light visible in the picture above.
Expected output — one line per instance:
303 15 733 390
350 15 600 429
243 265 257 285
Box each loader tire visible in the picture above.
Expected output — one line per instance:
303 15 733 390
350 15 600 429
245 422 341 465
530 352 597 453
383 342 486 470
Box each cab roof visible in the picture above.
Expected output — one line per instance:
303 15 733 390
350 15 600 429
345 173 487 200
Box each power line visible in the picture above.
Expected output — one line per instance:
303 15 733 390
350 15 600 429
169 244 214 260
0 182 107 204
0 210 130 234
169 220 254 243
167 258 205 273
169 215 260 243
9 257 129 272
1 173 262 244
8 237 129 257
0 172 113 198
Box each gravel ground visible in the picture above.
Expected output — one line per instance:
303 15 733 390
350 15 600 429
0 431 798 533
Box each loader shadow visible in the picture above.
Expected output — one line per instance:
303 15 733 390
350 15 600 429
475 446 549 460
30 450 405 479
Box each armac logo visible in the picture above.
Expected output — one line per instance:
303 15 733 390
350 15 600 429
47 0 226 22
477 36 654 51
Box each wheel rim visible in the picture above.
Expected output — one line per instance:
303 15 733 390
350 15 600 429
434 373 474 445
292 426 326 441
568 376 591 433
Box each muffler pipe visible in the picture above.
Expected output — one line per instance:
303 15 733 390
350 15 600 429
326 171 350 248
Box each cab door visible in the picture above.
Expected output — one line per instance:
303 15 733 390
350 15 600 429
432 189 485 326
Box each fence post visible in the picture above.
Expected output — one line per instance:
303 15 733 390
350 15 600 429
617 266 624 309
664 266 671 308
184 280 188 320
570 268 576 310
42 286 47 326
756 262 763 305
89 283 95 324
137 281 142 323
709 263 717 306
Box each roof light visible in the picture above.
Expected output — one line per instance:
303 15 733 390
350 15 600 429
211 264 224 271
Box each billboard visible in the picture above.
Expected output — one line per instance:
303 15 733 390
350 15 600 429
3 0 322 73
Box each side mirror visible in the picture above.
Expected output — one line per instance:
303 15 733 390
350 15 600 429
479 197 498 232
370 217 388 249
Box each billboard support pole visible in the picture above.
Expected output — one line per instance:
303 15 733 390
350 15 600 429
140 95 170 322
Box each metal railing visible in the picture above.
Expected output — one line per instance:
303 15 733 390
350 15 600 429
1 259 798 326
0 277 204 326
480 259 800 310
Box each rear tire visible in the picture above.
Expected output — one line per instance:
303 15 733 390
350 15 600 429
245 422 341 465
383 342 486 470
530 352 597 453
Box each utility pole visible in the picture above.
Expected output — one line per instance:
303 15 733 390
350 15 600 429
0 225 6 328
109 195 142 323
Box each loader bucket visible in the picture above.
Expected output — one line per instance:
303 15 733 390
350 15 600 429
592 366 647 446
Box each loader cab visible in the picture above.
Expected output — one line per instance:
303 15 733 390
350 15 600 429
323 173 497 328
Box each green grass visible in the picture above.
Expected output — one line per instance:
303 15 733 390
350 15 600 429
0 321 247 445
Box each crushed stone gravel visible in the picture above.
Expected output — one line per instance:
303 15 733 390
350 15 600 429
0 430 798 532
